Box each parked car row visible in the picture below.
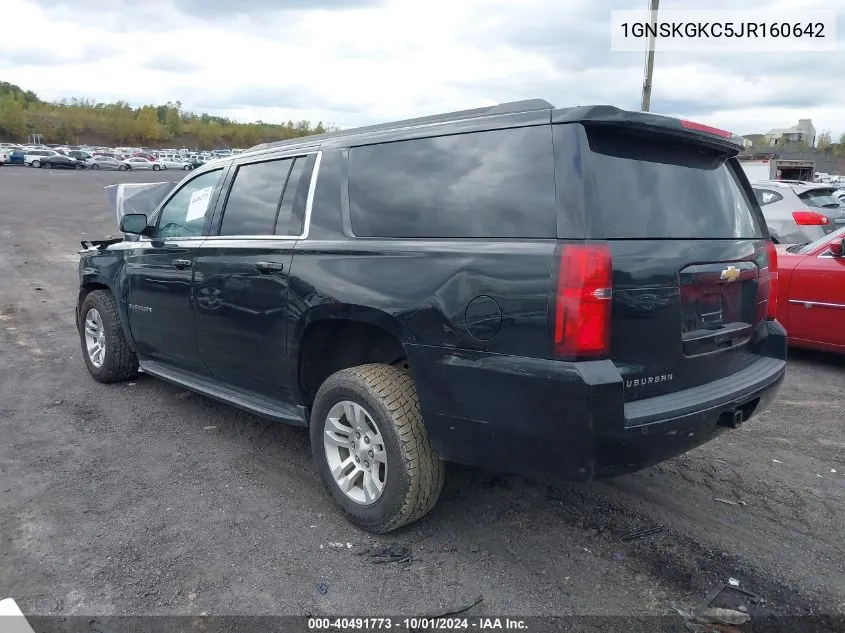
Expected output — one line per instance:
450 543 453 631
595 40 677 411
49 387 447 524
0 141 232 171
1 149 212 171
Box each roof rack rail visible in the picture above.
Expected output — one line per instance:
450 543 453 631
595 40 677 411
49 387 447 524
247 98 555 153
485 98 555 115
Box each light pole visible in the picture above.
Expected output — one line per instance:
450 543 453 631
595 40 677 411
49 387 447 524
641 0 660 112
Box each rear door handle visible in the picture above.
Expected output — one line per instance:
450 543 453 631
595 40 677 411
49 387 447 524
171 259 192 269
255 261 284 274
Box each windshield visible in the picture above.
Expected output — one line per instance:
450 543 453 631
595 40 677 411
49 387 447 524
798 189 842 209
792 225 845 254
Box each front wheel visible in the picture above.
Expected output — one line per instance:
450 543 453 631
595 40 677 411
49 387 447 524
119 165 129 171
310 364 444 533
183 165 190 170
152 164 160 171
74 163 82 170
78 290 139 383
32 160 41 168
91 164 100 170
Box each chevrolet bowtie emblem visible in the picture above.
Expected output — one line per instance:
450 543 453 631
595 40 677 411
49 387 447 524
720 265 741 282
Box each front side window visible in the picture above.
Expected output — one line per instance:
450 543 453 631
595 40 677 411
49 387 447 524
154 169 224 239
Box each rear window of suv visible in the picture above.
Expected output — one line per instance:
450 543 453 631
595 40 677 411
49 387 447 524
348 127 556 238
798 189 842 209
585 128 764 239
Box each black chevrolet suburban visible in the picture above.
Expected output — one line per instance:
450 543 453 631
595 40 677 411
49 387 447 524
76 100 787 532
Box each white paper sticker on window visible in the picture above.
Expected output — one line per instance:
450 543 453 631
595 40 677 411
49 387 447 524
186 186 213 222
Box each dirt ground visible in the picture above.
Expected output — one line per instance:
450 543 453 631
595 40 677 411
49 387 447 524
0 165 843 622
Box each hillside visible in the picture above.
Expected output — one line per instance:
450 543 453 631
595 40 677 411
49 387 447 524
0 81 327 149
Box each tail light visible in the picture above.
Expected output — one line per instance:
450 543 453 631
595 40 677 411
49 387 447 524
755 241 779 321
792 210 829 226
553 244 612 357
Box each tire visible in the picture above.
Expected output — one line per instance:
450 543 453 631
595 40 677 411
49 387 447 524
153 164 160 171
75 163 82 170
78 290 138 384
119 165 129 171
91 164 100 170
32 160 41 168
183 165 190 170
310 364 444 533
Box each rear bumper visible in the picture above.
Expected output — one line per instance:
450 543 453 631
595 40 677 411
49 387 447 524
408 320 787 480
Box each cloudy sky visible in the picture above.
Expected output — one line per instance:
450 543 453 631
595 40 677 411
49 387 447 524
1 0 842 139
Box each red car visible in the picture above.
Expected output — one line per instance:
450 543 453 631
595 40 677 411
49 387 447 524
774 226 845 353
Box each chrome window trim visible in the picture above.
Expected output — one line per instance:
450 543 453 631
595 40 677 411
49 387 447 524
300 150 322 240
201 234 298 242
134 150 322 244
788 299 845 310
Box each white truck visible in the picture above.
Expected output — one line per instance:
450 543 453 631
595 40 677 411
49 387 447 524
740 158 815 182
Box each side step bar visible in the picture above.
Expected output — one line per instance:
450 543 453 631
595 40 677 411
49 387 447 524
139 360 308 426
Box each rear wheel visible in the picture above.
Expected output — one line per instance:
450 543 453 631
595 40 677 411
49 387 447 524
79 290 138 383
183 165 190 170
91 163 100 170
32 160 41 168
74 163 82 170
119 165 129 171
310 364 444 533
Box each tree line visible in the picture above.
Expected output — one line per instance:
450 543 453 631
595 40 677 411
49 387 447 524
0 81 330 149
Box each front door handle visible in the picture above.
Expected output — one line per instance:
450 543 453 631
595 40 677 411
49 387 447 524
171 259 192 269
255 261 284 274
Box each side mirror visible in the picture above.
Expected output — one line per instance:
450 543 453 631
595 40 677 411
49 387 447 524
830 238 844 257
119 213 150 235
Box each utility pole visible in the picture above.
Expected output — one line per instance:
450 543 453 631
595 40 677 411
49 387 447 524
640 0 660 112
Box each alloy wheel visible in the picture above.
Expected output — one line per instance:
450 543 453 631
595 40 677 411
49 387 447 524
84 308 106 368
323 400 388 505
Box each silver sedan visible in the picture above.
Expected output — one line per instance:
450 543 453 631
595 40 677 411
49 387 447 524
157 157 193 171
120 157 164 171
86 156 123 171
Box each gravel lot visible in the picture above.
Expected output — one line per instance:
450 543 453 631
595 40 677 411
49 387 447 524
0 165 843 620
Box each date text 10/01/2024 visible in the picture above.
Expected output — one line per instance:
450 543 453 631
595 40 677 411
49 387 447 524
307 617 529 630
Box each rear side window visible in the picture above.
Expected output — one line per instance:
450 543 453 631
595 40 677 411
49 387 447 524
585 128 764 239
348 127 556 238
754 189 783 206
219 159 292 236
275 154 315 236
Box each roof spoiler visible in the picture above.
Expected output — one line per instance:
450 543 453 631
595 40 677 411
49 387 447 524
552 105 745 155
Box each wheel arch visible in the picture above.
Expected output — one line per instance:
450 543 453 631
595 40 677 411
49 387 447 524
77 276 137 353
293 305 412 413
